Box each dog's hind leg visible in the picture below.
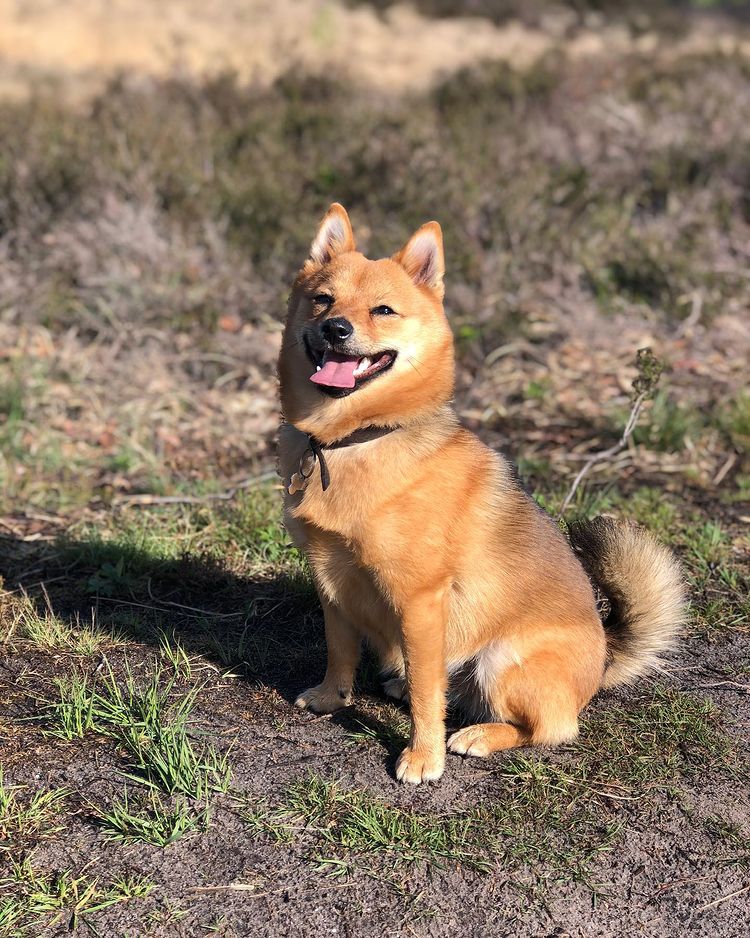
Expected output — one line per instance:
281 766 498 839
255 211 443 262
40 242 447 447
366 636 408 701
447 721 528 756
383 674 409 702
447 647 593 758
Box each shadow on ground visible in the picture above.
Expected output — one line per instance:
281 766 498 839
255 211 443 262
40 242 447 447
0 526 409 767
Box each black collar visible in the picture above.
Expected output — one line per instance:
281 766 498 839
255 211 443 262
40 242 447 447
299 425 400 492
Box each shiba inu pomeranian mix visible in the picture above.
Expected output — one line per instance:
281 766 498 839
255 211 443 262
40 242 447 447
278 203 686 784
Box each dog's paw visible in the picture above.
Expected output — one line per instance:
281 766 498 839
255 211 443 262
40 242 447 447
383 676 409 702
447 726 491 757
395 745 445 785
295 684 351 714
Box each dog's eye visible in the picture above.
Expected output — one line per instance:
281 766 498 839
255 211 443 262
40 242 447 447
313 293 334 308
371 305 397 316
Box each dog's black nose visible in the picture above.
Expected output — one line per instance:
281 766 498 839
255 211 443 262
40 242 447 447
320 317 354 344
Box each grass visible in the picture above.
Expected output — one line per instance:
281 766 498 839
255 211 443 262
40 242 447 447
703 814 750 869
47 662 232 798
0 591 118 654
245 774 492 872
488 757 625 879
47 674 98 740
41 661 230 854
577 686 734 785
94 789 210 847
485 686 733 879
0 859 154 937
0 772 66 853
63 489 309 587
346 710 411 754
1 46 748 519
631 390 707 453
692 594 750 640
237 686 734 883
158 631 194 680
5 476 744 878
537 483 749 640
4 478 742 895
720 391 750 453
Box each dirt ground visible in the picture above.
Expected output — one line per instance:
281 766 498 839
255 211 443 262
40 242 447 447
1 2 749 936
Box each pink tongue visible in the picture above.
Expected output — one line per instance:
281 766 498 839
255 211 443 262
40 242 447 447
310 352 360 389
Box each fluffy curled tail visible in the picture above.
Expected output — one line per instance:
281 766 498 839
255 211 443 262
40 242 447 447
567 516 688 689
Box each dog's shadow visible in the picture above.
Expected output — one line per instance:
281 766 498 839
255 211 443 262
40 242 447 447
1 525 410 767
2 527 326 698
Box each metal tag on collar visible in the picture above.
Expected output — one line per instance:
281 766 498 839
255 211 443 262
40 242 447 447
287 438 330 494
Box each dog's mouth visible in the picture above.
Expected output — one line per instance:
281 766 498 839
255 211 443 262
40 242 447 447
305 339 397 397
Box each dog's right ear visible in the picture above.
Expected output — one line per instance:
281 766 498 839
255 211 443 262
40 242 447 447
307 203 356 267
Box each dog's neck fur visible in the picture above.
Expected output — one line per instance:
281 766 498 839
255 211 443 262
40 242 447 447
288 404 457 452
289 424 404 492
280 405 461 528
283 404 458 484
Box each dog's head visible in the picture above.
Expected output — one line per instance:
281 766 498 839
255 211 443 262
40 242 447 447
279 203 454 442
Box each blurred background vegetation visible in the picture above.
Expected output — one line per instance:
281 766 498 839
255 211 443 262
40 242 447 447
1 0 749 512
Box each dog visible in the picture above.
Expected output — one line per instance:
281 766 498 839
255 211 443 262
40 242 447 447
277 203 686 784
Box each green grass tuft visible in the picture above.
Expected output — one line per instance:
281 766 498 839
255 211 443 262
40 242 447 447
238 684 733 884
94 789 209 847
46 661 232 797
0 858 154 937
578 685 733 785
0 772 66 852
282 774 491 871
1 592 118 654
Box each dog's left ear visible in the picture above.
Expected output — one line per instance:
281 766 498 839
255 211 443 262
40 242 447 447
393 221 444 299
308 203 356 266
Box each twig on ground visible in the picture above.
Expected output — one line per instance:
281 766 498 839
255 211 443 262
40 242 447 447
696 681 750 693
648 873 716 899
188 881 355 897
558 391 647 517
713 452 737 486
675 289 704 337
558 348 664 518
93 594 242 620
697 883 750 912
300 713 335 724
189 882 264 894
145 578 242 619
113 470 278 507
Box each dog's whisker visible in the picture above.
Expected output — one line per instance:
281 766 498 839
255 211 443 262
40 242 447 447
406 356 425 377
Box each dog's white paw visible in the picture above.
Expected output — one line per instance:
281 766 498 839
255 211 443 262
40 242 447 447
395 745 445 785
447 726 491 758
295 684 351 714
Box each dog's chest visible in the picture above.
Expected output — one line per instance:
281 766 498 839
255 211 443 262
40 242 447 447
303 523 397 633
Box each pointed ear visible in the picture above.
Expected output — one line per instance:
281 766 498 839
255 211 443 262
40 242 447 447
308 203 356 266
392 221 444 298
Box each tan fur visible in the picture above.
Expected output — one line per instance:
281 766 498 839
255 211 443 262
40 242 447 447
567 517 688 688
278 203 686 784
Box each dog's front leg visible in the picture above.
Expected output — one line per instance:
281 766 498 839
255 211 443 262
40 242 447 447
396 586 448 784
295 600 360 713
